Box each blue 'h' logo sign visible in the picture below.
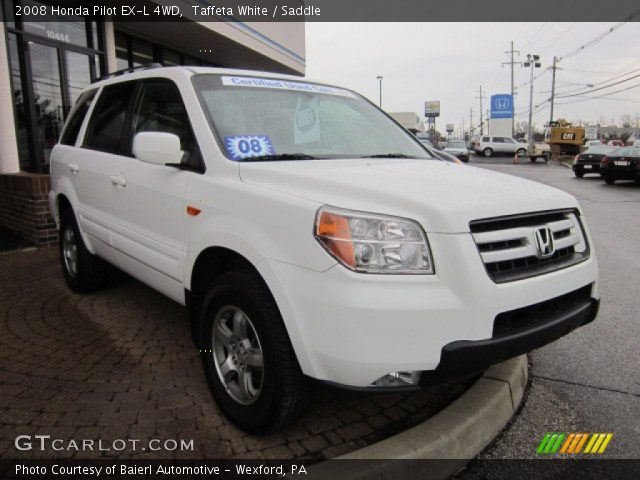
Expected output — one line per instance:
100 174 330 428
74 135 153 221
490 94 514 119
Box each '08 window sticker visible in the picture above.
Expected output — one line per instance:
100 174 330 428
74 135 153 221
224 135 275 161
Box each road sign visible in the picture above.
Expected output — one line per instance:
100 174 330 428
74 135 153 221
425 101 440 118
490 94 514 119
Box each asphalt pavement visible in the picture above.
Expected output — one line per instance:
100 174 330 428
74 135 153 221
463 156 639 460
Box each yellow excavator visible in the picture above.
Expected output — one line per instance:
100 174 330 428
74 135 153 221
546 120 586 157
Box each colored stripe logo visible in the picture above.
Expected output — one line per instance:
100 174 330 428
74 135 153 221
537 433 613 455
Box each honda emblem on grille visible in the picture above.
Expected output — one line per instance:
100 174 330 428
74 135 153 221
534 227 555 258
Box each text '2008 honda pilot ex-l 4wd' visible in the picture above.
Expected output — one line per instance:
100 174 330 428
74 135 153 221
50 66 599 433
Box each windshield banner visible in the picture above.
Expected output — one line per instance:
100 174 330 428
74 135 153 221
221 76 356 98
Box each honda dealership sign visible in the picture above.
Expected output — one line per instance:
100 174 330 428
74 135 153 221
490 94 514 119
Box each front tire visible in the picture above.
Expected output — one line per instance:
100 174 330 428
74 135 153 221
59 208 107 293
198 270 310 433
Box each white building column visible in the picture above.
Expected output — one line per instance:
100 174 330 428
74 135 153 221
103 18 117 73
0 21 21 174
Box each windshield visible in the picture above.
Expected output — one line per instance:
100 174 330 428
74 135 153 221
192 74 432 161
446 141 466 148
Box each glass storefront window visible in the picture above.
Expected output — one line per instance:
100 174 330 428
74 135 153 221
163 49 181 66
115 31 129 70
28 42 65 165
7 33 31 170
66 52 93 106
22 1 88 47
3 0 15 28
131 39 153 67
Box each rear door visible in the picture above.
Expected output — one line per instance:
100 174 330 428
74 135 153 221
492 137 507 152
107 78 201 302
78 81 138 258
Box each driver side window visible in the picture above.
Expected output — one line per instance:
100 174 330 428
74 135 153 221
130 79 203 171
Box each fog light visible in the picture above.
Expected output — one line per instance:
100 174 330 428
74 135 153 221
370 371 421 388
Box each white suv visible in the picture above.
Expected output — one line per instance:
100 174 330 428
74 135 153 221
50 66 599 432
474 136 527 157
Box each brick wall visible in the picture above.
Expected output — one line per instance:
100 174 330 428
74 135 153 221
0 173 57 247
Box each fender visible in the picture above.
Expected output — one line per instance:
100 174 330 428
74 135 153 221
51 177 98 254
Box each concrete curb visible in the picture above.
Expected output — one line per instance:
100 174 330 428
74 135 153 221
309 355 528 479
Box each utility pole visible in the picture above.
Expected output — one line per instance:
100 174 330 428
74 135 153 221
376 76 383 108
523 54 541 153
503 41 521 137
549 56 558 129
476 86 485 135
469 107 475 143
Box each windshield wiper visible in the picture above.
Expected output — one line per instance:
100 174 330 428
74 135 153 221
361 153 419 159
242 153 318 162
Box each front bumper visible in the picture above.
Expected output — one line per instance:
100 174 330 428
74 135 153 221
257 230 599 388
420 294 598 387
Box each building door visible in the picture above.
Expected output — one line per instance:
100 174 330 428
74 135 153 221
26 41 65 165
26 41 95 166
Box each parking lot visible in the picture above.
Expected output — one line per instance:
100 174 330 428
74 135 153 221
0 250 469 460
466 158 640 460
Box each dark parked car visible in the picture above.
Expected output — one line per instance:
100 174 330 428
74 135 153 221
600 146 640 184
573 146 612 178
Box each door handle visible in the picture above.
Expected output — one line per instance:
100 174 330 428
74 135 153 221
68 163 79 174
109 174 127 187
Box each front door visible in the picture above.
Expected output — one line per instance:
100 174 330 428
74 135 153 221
108 78 201 303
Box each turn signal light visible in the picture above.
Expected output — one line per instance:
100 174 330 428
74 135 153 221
315 210 356 268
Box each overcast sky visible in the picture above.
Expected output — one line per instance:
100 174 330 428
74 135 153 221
305 23 640 135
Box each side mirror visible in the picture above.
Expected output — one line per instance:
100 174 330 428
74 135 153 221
132 132 182 166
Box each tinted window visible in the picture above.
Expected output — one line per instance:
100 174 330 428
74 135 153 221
493 137 505 143
504 138 515 144
482 137 490 142
60 89 97 146
130 79 202 169
85 81 137 154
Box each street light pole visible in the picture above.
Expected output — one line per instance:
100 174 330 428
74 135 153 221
549 56 557 129
523 54 541 154
376 76 383 108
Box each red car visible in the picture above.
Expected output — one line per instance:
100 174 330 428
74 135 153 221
607 140 624 147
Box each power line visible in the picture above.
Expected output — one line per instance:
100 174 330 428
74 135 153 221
556 72 640 98
557 20 637 61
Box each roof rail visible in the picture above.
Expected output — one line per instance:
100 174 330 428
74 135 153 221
95 63 163 82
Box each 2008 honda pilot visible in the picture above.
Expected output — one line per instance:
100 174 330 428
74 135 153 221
50 66 599 432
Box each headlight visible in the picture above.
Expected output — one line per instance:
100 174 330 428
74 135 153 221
314 206 434 274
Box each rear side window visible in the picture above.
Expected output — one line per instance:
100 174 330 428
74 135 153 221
84 81 137 154
482 137 490 142
60 90 97 146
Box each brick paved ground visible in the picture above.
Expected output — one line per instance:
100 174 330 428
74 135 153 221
0 248 471 460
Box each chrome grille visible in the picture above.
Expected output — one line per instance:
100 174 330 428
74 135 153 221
470 210 590 283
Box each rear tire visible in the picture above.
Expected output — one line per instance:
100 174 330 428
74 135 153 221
574 170 584 178
483 148 493 157
198 270 310 433
59 208 108 293
604 175 616 185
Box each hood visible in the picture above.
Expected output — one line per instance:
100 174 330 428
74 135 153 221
239 159 579 233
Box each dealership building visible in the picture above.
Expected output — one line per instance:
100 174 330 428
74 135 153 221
0 1 305 245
